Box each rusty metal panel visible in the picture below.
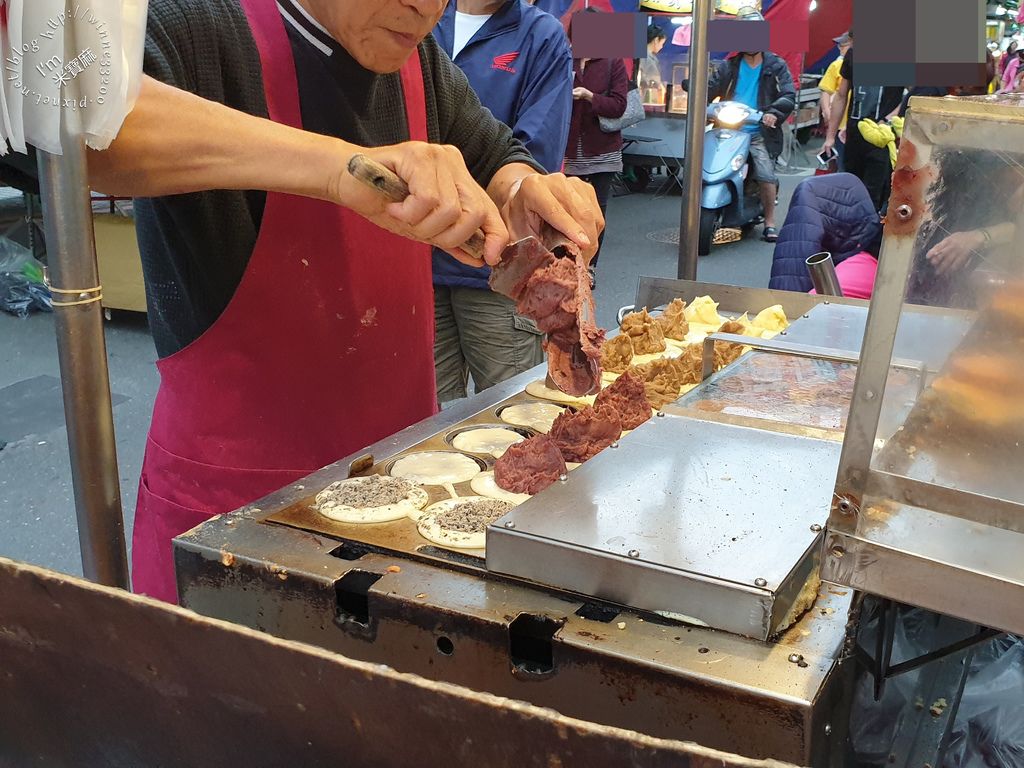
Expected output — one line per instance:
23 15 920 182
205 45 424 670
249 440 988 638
0 557 802 768
176 511 850 766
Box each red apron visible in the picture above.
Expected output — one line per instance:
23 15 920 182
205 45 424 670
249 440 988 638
131 0 437 603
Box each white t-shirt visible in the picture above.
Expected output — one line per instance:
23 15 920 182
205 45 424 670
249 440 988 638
452 11 492 59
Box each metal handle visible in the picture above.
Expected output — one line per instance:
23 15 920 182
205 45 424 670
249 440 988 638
347 154 487 261
699 332 929 382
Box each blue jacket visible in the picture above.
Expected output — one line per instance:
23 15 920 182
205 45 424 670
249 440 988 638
768 173 883 293
432 0 573 289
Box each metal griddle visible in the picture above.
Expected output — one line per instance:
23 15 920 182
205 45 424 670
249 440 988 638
174 280 967 765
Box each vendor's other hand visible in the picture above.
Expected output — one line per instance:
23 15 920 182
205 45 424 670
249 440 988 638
926 230 984 276
822 136 835 155
761 113 778 128
572 87 594 101
343 142 507 268
502 174 603 264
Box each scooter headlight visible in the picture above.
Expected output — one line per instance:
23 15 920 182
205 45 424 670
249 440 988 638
717 104 751 127
731 154 746 171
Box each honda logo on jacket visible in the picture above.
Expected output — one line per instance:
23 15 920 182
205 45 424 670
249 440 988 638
492 52 519 73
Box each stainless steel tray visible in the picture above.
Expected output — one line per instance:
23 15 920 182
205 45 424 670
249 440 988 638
486 413 841 640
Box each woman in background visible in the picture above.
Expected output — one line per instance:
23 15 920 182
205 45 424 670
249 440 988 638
564 53 628 281
640 24 667 103
1000 49 1023 93
1000 40 1019 79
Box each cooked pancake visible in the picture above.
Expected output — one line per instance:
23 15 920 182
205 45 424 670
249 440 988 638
525 379 597 406
390 451 481 485
499 402 567 434
416 496 514 550
452 427 525 458
315 476 428 524
470 471 532 505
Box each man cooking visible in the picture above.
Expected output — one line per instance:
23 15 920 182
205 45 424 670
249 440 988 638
88 0 603 603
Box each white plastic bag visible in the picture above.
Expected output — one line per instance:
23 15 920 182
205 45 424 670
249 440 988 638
0 0 147 155
14 0 64 154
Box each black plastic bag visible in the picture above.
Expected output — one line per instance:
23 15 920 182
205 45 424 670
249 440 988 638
0 272 52 317
0 236 51 317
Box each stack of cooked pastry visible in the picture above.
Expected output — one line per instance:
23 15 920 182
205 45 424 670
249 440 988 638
600 298 791 409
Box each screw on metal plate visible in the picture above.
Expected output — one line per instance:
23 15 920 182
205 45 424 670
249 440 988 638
822 300 830 305
831 546 846 558
896 204 913 220
837 498 855 515
754 577 767 587
610 441 620 449
656 411 665 418
824 724 833 736
558 473 568 482
788 653 803 664
779 330 787 336
504 521 515 529
810 523 823 533
937 121 950 133
627 549 641 559
802 313 810 319
865 390 876 400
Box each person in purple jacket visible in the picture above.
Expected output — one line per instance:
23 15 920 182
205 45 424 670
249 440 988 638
432 0 574 403
563 51 628 275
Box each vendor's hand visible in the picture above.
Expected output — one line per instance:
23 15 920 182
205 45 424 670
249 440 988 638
822 135 836 155
501 173 603 264
839 128 847 143
926 230 985 276
762 113 778 128
572 87 594 102
339 142 508 268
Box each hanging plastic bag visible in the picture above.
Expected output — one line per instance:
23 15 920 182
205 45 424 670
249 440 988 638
69 0 147 150
849 605 943 763
92 0 147 149
0 0 147 155
943 635 1024 768
12 0 64 154
0 1 15 154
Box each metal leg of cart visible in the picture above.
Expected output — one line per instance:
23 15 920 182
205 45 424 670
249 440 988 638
35 82 129 588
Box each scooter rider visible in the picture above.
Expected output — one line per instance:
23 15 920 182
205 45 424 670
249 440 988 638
704 9 795 242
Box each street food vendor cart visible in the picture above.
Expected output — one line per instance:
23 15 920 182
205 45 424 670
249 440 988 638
166 95 1024 768
5 36 1024 762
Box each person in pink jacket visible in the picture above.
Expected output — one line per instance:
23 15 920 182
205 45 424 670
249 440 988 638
1001 49 1023 92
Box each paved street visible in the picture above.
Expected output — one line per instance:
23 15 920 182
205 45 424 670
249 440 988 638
0 165 814 577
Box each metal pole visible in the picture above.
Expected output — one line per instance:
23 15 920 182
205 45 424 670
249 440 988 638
806 252 844 297
35 4 129 588
676 0 712 280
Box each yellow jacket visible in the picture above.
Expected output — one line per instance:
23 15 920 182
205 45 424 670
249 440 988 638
857 117 904 167
819 56 850 131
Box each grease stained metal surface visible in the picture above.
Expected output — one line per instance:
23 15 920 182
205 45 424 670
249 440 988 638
825 98 1024 637
174 287 865 766
177 512 849 766
486 414 841 640
0 557 801 768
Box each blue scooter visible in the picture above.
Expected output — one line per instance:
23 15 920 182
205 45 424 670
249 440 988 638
698 101 772 256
